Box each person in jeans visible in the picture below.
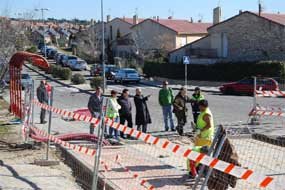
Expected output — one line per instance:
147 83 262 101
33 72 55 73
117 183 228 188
37 80 48 124
118 89 132 139
107 90 121 140
134 88 151 133
87 87 103 134
159 81 175 131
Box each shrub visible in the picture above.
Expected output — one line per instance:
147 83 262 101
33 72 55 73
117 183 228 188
26 46 37 53
143 61 285 81
71 73 86 84
51 65 61 78
90 77 103 89
59 68 72 80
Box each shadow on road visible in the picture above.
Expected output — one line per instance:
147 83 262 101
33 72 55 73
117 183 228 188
0 160 40 189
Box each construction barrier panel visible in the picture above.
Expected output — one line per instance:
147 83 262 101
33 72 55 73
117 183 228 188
31 99 285 190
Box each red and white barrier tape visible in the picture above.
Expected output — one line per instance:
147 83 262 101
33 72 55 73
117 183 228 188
32 100 282 190
115 155 155 190
33 100 101 127
249 107 285 117
256 105 285 112
29 126 98 157
256 90 285 97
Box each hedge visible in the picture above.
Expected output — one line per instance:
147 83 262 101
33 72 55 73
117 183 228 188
90 77 103 89
48 65 72 80
26 46 37 53
143 61 285 81
71 73 86 84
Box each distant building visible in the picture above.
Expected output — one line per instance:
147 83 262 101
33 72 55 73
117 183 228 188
169 11 285 63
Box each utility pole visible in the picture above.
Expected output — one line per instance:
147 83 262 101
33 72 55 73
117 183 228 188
35 8 49 57
101 0 106 93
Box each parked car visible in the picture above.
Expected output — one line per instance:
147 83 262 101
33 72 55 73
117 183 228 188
61 55 77 67
219 77 279 95
47 49 57 59
21 73 32 90
90 64 102 76
41 46 51 56
71 60 89 71
55 54 65 65
114 68 140 83
90 64 119 80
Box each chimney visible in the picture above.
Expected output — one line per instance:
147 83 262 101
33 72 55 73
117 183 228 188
213 6 221 24
190 17 193 23
258 3 262 16
106 15 111 22
168 16 173 20
133 14 138 25
239 10 243 14
157 16 159 22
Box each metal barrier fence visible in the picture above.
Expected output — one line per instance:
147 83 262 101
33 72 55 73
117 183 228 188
29 98 285 190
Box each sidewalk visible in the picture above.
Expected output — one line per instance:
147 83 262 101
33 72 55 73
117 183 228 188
0 98 82 190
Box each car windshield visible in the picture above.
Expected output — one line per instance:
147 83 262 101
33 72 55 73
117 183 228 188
68 56 77 60
22 74 30 79
239 78 253 84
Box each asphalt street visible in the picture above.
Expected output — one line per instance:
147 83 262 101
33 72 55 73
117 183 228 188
23 65 285 137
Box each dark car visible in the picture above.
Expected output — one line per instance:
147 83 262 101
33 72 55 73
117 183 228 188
90 64 118 80
219 77 279 95
56 54 65 65
47 49 57 59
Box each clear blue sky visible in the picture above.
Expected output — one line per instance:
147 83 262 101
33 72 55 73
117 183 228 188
1 0 285 22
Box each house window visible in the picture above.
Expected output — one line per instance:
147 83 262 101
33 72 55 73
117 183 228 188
221 33 228 58
181 37 187 47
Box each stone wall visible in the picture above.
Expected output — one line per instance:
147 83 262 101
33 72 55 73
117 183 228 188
208 12 285 62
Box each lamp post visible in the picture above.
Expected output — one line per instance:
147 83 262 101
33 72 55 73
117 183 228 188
35 8 49 57
101 0 106 93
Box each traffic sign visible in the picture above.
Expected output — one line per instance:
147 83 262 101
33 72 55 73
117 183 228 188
183 56 190 65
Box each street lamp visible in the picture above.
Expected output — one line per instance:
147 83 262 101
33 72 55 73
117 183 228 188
35 8 49 57
101 0 106 93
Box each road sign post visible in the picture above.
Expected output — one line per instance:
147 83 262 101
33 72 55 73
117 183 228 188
183 56 190 93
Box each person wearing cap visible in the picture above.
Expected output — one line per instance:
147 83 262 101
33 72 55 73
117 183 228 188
134 88 151 133
190 87 205 124
187 99 214 178
107 90 121 140
88 86 103 134
173 87 191 135
159 81 175 131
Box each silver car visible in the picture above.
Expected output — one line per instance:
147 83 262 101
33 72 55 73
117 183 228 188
114 68 140 83
71 60 89 71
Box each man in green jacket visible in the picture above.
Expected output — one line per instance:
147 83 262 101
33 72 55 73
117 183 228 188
159 81 175 131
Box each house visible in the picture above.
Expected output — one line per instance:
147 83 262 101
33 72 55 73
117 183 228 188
131 17 211 52
105 15 144 42
169 10 285 63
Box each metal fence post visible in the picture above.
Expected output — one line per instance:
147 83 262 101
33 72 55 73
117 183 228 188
31 80 35 126
46 87 54 160
92 97 108 190
250 76 259 125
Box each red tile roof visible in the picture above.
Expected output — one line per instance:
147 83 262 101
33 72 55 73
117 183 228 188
121 17 211 34
258 12 285 26
153 19 211 34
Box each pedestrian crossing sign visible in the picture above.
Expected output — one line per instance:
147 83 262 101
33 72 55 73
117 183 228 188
183 56 190 64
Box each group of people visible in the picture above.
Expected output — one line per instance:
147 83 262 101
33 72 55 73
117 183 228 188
159 81 214 178
36 80 52 124
87 87 151 140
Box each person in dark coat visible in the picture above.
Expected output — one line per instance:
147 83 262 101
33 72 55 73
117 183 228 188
37 80 48 124
134 88 151 133
87 87 103 134
173 87 191 135
117 89 133 138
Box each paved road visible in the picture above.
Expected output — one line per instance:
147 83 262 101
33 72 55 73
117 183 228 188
23 65 285 137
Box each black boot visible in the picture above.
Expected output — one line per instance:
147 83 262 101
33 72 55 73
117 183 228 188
176 126 184 136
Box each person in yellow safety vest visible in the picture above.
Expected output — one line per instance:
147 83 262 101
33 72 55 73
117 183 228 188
187 99 215 178
107 90 121 140
190 87 205 125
